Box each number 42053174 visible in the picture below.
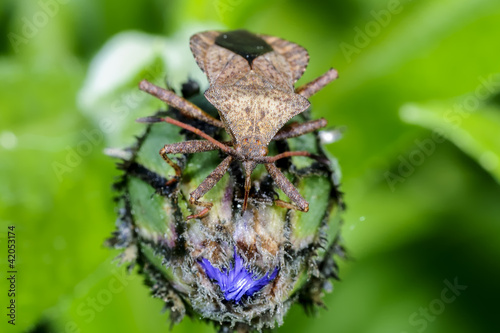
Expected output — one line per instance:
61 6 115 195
8 226 15 269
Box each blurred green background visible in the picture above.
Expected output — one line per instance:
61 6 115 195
1 0 500 332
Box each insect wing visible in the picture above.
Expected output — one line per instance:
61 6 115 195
191 30 310 85
190 30 220 74
258 34 309 83
204 45 250 86
251 52 294 93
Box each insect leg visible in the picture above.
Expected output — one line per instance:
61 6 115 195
273 118 327 141
295 68 338 98
160 140 221 186
187 156 233 220
139 80 224 128
265 163 309 212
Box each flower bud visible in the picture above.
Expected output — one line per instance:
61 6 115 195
107 82 345 331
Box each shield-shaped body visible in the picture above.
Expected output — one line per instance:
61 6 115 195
190 30 311 147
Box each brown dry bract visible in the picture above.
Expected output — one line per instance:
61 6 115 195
139 30 338 219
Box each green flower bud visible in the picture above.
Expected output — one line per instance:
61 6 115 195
107 81 345 332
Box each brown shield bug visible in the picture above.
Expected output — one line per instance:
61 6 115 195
138 30 338 219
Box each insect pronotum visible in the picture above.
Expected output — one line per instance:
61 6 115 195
138 30 338 219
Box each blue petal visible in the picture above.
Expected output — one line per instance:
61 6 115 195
199 250 279 303
244 267 279 296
